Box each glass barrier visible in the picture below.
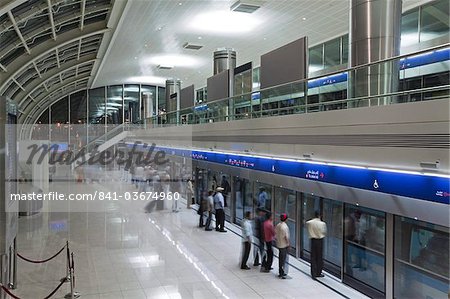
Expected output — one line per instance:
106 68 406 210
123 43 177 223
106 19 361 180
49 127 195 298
144 45 448 129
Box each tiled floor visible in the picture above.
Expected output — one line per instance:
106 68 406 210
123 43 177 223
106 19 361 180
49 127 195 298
12 173 345 299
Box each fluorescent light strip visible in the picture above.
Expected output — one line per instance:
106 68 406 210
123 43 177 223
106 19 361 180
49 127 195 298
127 143 450 179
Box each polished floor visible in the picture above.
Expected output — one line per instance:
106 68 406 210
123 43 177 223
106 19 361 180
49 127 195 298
14 174 347 299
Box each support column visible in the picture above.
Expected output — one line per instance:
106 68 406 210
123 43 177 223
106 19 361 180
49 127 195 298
348 0 402 107
165 79 181 124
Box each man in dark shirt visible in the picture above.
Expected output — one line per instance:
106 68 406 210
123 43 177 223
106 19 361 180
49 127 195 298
253 208 266 266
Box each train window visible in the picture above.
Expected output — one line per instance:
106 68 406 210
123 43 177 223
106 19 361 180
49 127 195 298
394 216 449 298
420 0 449 42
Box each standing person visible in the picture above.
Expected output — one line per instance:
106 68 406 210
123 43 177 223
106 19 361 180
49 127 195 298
204 190 214 231
253 208 266 266
220 175 231 207
275 213 290 279
186 179 194 208
198 194 207 227
306 211 327 279
257 187 268 209
240 212 253 270
213 187 227 232
262 212 275 272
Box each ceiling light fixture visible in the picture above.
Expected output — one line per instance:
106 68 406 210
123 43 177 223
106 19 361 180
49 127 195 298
147 54 202 68
127 76 167 85
189 11 261 34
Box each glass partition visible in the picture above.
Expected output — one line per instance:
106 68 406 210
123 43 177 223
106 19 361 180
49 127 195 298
394 216 449 298
254 182 272 211
344 204 385 294
401 8 419 47
301 193 321 259
274 187 297 253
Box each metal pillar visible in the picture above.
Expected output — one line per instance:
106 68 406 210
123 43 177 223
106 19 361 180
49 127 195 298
348 0 402 106
165 79 181 124
213 48 237 120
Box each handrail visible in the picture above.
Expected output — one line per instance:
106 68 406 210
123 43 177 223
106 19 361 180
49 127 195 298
180 43 449 110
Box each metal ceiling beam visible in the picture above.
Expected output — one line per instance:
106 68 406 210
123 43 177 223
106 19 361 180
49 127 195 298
7 10 31 54
0 63 7 72
55 48 60 68
0 5 110 64
0 22 109 92
77 39 82 60
17 55 96 106
80 0 86 31
26 86 86 126
21 75 90 121
12 77 25 91
46 0 57 40
32 61 42 78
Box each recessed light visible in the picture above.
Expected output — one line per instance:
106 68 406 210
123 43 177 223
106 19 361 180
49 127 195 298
263 37 266 40
134 57 138 60
178 2 182 5
302 17 307 21
198 36 202 40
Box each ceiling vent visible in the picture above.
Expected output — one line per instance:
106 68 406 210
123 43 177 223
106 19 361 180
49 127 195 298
183 43 203 50
157 64 173 70
230 0 262 13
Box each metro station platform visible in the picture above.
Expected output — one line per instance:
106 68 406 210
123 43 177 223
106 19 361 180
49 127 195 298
13 174 367 299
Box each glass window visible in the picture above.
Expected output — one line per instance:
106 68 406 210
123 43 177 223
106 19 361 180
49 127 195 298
342 35 349 64
158 86 166 113
274 187 297 251
254 182 271 211
309 45 324 73
141 85 156 117
252 67 260 91
324 38 341 67
88 87 106 143
32 108 50 140
107 85 123 127
124 84 140 123
70 90 88 150
420 0 450 42
50 97 69 142
344 204 385 293
401 8 419 47
394 216 449 299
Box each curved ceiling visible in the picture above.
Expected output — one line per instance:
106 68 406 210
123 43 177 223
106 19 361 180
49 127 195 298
0 0 126 123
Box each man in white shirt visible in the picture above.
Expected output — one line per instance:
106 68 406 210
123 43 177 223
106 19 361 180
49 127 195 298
213 187 226 232
306 211 327 279
240 212 253 270
275 213 290 279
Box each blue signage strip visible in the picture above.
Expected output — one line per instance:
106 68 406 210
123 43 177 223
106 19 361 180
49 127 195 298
126 143 450 205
